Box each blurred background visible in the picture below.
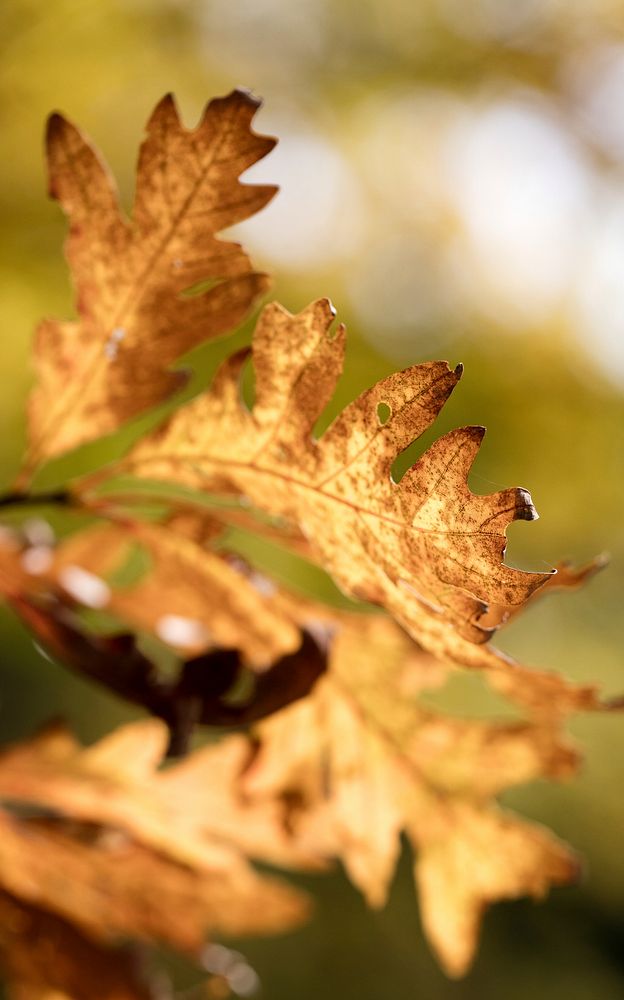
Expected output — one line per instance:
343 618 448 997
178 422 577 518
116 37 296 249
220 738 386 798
1 0 624 997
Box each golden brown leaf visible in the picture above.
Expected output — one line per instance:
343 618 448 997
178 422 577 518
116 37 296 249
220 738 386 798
480 554 609 630
0 719 313 985
2 522 606 721
413 803 578 978
121 299 551 662
242 611 581 975
1 87 618 994
270 585 608 718
0 890 156 1000
24 90 276 473
52 519 300 665
0 719 317 874
0 810 306 953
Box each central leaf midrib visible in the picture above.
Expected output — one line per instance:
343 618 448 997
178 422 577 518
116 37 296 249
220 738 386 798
125 451 503 539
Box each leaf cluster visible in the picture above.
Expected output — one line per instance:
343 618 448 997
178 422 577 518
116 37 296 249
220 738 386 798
0 91 620 997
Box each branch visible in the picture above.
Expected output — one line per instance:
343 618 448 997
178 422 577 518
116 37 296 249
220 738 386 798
0 490 71 510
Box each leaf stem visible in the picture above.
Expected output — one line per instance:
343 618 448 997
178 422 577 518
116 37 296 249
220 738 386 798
0 490 71 510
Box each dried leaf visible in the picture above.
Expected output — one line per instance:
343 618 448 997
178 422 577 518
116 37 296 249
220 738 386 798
414 803 578 977
1 89 618 989
52 519 300 665
0 890 157 1000
122 299 551 662
0 718 313 991
0 810 306 953
480 554 609 630
24 90 276 472
12 596 326 754
243 611 582 975
2 524 606 722
1 522 325 735
0 719 317 874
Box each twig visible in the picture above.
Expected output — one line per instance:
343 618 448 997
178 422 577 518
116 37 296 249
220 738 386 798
0 490 71 510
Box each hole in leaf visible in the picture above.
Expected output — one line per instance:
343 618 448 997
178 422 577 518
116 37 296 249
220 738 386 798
106 541 153 589
240 354 255 413
222 666 256 707
179 276 224 298
377 402 392 425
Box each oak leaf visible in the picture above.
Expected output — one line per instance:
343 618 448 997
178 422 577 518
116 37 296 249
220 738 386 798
479 554 609 631
52 518 300 665
1 88 619 990
0 525 326 741
1 524 605 725
120 299 551 664
0 718 316 876
23 90 276 474
242 609 582 976
0 719 311 995
0 810 306 954
0 890 156 1000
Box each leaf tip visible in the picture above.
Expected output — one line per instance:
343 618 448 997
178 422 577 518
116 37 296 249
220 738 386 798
147 92 180 131
542 842 585 892
317 297 337 320
467 424 486 444
230 86 265 111
258 182 280 204
156 91 177 111
592 551 611 572
46 112 67 143
45 112 77 198
205 88 267 129
514 487 539 522
439 954 474 980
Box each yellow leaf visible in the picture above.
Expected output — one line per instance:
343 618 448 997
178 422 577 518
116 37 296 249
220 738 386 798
414 804 578 978
122 299 552 660
3 88 619 989
0 720 312 974
0 719 317 875
52 519 300 666
243 610 582 974
24 90 276 473
0 890 155 1000
480 554 609 630
0 809 307 953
